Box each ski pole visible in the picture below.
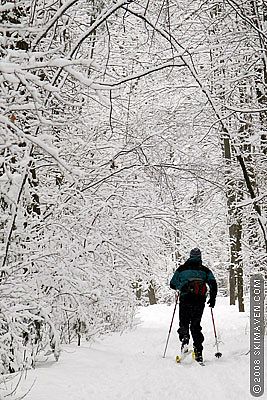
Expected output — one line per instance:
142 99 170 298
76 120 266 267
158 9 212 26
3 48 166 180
163 292 179 358
211 308 222 358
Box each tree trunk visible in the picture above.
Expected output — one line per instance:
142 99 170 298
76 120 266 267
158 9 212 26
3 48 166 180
148 281 157 305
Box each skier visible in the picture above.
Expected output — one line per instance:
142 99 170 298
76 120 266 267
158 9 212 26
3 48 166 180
170 248 217 363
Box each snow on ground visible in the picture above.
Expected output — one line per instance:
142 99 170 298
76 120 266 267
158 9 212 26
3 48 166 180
6 297 266 400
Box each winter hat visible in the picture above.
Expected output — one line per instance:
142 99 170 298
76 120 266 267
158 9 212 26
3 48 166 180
190 248 202 258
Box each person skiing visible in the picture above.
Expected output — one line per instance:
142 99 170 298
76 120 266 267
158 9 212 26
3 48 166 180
170 248 217 363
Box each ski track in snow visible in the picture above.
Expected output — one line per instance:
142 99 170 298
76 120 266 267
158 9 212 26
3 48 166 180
9 297 265 400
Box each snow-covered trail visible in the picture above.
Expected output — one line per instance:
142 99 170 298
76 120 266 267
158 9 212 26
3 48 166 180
14 297 261 400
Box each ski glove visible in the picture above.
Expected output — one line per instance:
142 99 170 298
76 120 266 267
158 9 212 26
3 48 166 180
207 297 216 308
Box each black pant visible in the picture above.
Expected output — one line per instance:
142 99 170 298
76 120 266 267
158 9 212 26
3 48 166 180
178 299 205 351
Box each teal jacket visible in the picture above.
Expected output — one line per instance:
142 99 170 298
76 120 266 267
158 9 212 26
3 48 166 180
170 257 217 302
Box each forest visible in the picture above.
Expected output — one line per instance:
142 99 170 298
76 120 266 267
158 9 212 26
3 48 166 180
0 0 266 379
